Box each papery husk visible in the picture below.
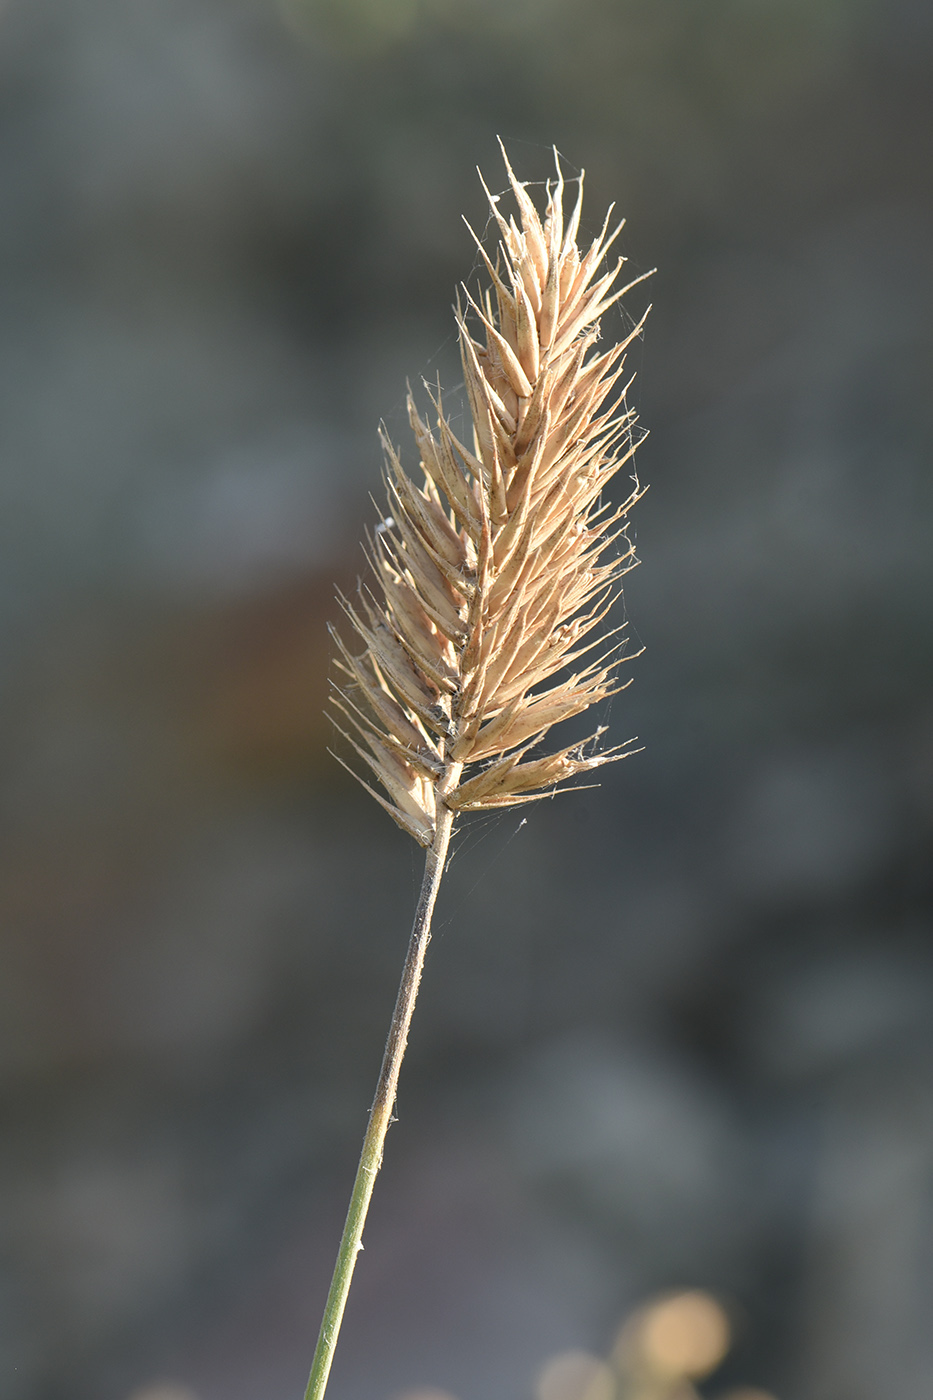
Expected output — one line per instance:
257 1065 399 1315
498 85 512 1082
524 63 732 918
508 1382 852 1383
331 143 650 844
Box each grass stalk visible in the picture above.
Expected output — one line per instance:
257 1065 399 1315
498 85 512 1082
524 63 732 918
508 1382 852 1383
313 143 649 1400
303 800 456 1400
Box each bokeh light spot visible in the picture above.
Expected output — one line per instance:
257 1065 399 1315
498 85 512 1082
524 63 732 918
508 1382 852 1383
126 1385 200 1400
618 1289 731 1379
394 1389 459 1400
536 1349 615 1400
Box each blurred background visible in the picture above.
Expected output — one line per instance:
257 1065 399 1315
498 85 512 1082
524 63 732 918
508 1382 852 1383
0 1 931 1398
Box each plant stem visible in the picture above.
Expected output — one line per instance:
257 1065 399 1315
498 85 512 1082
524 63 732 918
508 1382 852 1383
303 801 456 1400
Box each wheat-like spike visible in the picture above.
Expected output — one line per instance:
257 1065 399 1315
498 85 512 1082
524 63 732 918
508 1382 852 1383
331 149 650 844
308 148 652 1400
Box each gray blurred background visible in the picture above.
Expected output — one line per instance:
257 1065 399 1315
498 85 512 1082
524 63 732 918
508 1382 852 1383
0 1 931 1398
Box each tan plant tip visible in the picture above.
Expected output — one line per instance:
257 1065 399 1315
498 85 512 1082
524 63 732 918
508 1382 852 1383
536 1350 615 1400
330 145 649 840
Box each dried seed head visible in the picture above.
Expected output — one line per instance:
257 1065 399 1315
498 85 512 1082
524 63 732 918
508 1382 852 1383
330 145 652 844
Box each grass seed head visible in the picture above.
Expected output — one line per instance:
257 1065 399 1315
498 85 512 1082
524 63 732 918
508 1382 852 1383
331 145 651 844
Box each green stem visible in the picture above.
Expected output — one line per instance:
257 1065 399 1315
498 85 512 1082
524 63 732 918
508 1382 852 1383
303 803 456 1400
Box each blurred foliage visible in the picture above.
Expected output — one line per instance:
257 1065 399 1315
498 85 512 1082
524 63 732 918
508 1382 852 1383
0 1 929 1397
285 0 866 117
391 1289 775 1400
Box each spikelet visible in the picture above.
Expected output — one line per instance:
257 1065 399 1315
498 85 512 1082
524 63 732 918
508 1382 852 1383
329 144 651 846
